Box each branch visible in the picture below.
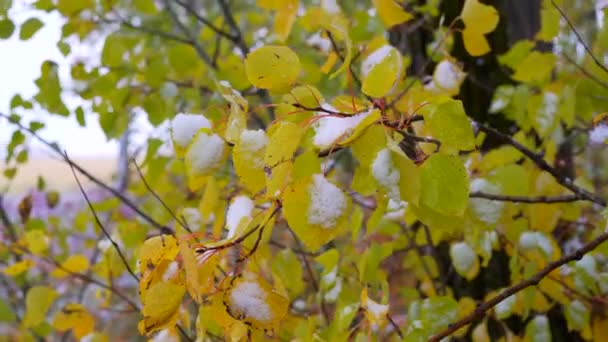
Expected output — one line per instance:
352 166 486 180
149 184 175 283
562 53 608 90
0 113 173 234
476 122 606 207
174 0 236 41
0 196 18 243
551 0 608 76
68 155 139 282
469 192 582 204
429 230 608 341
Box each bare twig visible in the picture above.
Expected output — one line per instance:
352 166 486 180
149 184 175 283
476 122 606 207
386 313 404 339
430 230 608 341
0 113 173 234
0 196 18 243
551 0 608 76
175 0 236 41
470 192 582 204
68 154 139 282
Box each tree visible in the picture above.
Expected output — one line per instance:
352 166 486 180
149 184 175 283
2 0 608 340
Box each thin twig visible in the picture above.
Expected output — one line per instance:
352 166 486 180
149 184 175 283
386 313 404 339
132 159 192 233
470 192 582 203
0 196 18 243
476 122 606 207
0 113 173 234
68 154 139 282
551 0 608 76
430 230 608 341
562 54 608 90
175 0 236 41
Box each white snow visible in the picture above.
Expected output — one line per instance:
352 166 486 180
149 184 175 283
371 148 401 201
313 108 373 149
519 232 553 257
185 133 224 174
324 278 342 301
171 113 212 148
162 261 179 282
181 207 202 231
361 45 395 78
366 299 389 318
322 0 340 13
590 125 608 144
240 129 267 151
494 292 516 319
450 242 476 274
425 59 466 93
469 178 504 224
226 195 254 238
306 32 332 52
229 280 272 322
576 254 597 275
307 174 347 229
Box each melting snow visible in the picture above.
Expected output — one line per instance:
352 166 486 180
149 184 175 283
519 232 553 257
226 195 254 238
313 108 373 149
171 113 212 148
450 242 476 272
590 125 608 144
469 178 504 224
361 45 394 78
366 299 389 318
371 148 401 201
239 129 268 167
229 280 272 322
186 133 225 174
307 174 346 229
425 59 466 93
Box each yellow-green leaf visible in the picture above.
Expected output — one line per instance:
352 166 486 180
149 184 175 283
373 0 413 28
52 254 90 278
420 154 469 216
138 282 186 335
361 45 403 97
23 286 58 327
233 129 268 193
245 45 300 92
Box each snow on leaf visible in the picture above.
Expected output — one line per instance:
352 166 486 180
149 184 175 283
589 124 608 144
225 195 254 239
425 59 466 96
307 174 347 229
361 45 403 97
170 113 211 156
138 282 186 336
469 178 504 224
449 241 480 280
372 148 401 201
233 129 268 193
313 108 376 149
224 272 288 329
361 288 389 328
185 131 225 190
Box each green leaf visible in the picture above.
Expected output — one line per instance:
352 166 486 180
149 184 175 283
420 154 469 216
0 298 16 322
525 315 551 342
536 7 560 41
565 300 589 332
423 99 475 153
361 45 403 98
19 17 44 40
57 40 70 56
56 0 94 16
75 106 86 126
23 286 58 328
511 51 556 83
0 19 15 39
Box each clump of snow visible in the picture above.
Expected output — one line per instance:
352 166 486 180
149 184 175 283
425 59 466 93
371 148 401 201
306 32 332 52
171 113 212 148
576 254 597 275
313 108 373 149
185 133 224 174
239 129 268 167
229 280 272 322
365 299 389 318
590 125 608 144
450 242 476 274
181 208 202 231
226 195 254 238
384 199 407 221
307 174 347 229
361 45 395 78
519 232 553 257
494 292 516 319
469 178 504 224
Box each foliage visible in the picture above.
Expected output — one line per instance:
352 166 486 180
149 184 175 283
2 0 608 341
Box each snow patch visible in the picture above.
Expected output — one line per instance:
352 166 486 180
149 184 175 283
450 242 476 273
162 261 179 282
519 232 553 257
590 125 608 144
239 129 268 167
313 108 373 149
425 59 466 93
306 32 332 52
171 113 212 148
361 45 394 78
229 280 272 322
469 178 504 224
186 133 224 174
307 174 347 229
372 148 401 201
226 195 254 238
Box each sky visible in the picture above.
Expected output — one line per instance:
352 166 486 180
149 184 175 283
0 1 117 158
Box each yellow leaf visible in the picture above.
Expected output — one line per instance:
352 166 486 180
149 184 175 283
233 129 268 193
53 303 95 339
593 317 608 341
2 259 34 276
321 51 339 74
245 45 300 92
266 160 293 199
24 229 49 255
462 27 491 57
461 0 499 34
264 121 304 167
216 80 248 144
52 254 90 278
138 282 186 335
224 272 289 330
361 288 389 328
274 1 298 42
138 235 180 295
361 45 403 97
324 15 352 79
373 0 413 27
23 286 58 328
178 238 202 304
199 176 220 221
